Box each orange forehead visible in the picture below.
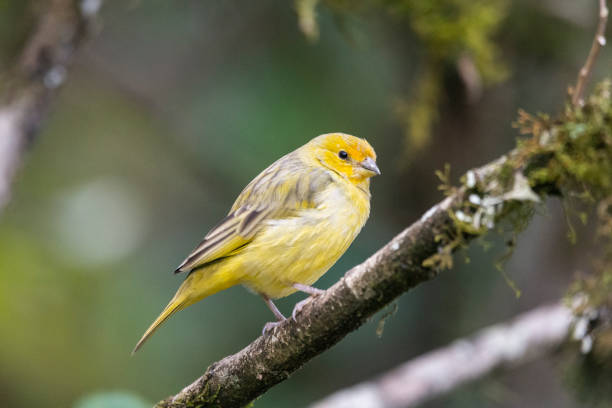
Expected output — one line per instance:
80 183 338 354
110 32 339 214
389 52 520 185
313 133 376 161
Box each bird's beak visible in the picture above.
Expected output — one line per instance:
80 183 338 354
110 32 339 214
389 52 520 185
360 157 381 176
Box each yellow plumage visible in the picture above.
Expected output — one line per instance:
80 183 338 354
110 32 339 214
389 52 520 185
133 133 380 353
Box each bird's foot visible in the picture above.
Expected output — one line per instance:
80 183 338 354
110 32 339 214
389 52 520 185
262 320 284 336
291 283 325 322
291 298 312 322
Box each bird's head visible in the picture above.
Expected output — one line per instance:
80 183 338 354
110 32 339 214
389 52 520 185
307 133 380 184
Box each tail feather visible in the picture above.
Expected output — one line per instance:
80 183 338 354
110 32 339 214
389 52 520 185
132 298 186 355
132 265 238 355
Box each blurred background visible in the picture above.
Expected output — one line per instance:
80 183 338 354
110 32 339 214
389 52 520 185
0 0 610 407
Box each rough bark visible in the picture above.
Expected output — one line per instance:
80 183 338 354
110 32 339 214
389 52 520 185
0 0 100 212
310 303 573 408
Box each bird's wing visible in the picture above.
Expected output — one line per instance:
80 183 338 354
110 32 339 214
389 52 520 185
174 207 270 273
174 153 332 273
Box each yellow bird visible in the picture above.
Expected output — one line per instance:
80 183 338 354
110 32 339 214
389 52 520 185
133 132 380 353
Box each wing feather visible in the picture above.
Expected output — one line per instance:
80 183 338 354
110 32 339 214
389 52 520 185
174 210 260 273
174 151 332 273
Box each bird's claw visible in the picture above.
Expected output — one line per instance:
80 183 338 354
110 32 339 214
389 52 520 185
262 320 283 336
292 297 313 322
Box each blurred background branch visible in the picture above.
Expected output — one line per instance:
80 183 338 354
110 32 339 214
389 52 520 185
0 0 101 212
311 302 575 408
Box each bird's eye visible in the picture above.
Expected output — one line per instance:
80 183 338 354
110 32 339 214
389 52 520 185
338 150 348 160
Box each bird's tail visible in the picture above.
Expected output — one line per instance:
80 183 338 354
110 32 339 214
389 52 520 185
132 267 239 355
132 295 187 355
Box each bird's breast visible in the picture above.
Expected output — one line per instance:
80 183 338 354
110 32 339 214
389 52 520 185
314 179 370 233
237 180 371 298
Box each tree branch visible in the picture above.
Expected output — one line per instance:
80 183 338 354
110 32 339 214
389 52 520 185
572 0 608 106
310 303 573 408
0 0 101 212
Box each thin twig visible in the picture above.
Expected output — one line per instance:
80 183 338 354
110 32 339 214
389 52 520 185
572 0 608 106
310 303 573 408
0 0 101 213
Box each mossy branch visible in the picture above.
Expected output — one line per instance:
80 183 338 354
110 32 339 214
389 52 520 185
0 0 101 213
156 83 612 407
